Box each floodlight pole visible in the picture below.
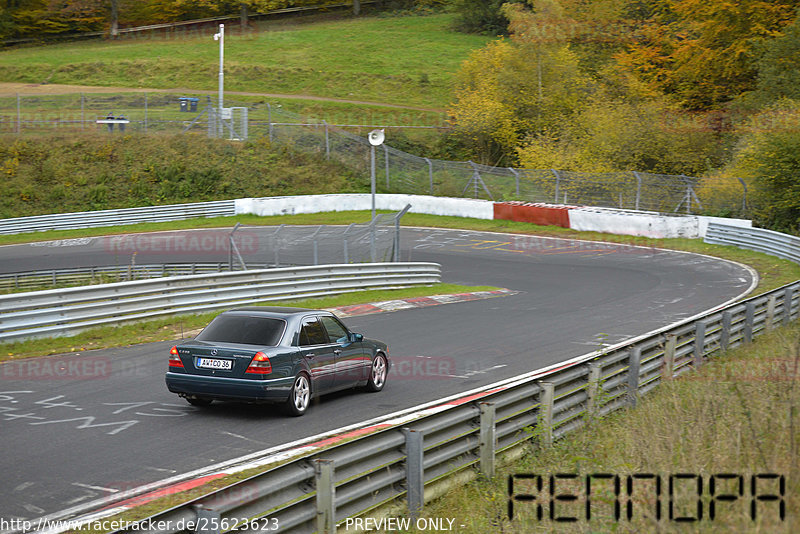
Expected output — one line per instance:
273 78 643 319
369 144 376 262
367 130 385 263
214 24 225 138
370 145 376 220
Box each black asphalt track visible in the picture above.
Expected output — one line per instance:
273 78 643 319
0 228 754 521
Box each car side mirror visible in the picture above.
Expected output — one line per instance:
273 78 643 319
351 333 364 342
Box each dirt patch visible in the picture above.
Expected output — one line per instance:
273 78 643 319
0 82 444 112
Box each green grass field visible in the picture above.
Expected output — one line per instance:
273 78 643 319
0 13 492 111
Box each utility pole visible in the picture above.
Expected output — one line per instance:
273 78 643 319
214 24 225 138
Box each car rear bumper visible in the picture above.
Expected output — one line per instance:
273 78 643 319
165 372 295 402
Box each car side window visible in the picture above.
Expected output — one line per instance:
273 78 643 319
320 316 349 344
299 317 327 346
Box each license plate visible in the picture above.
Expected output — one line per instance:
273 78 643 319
196 357 232 370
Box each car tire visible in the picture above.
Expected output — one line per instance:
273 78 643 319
285 374 311 416
364 353 388 392
186 397 213 407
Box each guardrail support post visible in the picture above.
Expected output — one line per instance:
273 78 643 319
766 295 777 330
424 157 434 195
586 363 602 419
663 334 676 380
627 347 641 407
324 120 330 159
479 402 496 478
315 459 336 534
403 428 424 520
538 382 555 447
693 321 707 366
784 286 795 326
508 167 520 197
744 301 756 343
193 506 221 534
721 311 733 351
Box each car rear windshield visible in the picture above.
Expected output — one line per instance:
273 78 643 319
195 316 285 346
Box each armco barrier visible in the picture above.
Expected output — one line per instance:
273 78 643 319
72 224 791 534
0 263 272 292
705 222 800 264
0 200 235 235
0 263 440 342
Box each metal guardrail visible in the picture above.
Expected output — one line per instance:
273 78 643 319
0 200 235 235
0 263 440 342
90 225 796 534
0 263 272 292
705 222 800 264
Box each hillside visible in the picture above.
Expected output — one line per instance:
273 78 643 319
0 133 362 218
0 13 492 111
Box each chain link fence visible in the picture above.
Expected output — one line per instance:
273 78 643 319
0 91 748 215
230 207 410 269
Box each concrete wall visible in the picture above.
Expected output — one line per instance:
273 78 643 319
236 195 751 239
568 207 701 239
568 208 751 239
236 194 495 220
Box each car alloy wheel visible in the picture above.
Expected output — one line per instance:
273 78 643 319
287 374 311 416
366 353 387 392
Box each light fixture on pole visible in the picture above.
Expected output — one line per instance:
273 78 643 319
213 24 224 138
368 129 385 220
367 129 385 263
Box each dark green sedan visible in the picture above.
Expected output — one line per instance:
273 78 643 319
165 307 390 416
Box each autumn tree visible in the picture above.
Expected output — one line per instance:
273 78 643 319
615 0 799 109
753 11 800 104
448 0 594 165
721 99 800 231
451 0 512 35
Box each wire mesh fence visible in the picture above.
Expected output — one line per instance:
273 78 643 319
232 208 409 269
0 91 747 215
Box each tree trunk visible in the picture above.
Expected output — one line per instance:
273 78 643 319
110 0 119 38
240 3 248 31
353 0 360 16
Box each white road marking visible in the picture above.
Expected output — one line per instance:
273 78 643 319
222 432 268 445
13 482 34 493
23 504 45 514
71 483 118 494
145 467 177 474
65 493 96 506
460 364 508 378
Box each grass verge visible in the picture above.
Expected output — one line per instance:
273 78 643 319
413 322 800 534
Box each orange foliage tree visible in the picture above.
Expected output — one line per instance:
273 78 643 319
615 0 799 109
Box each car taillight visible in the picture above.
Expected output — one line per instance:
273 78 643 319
169 346 184 368
246 352 272 374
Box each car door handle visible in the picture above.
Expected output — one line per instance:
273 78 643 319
304 353 315 359
333 349 342 355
